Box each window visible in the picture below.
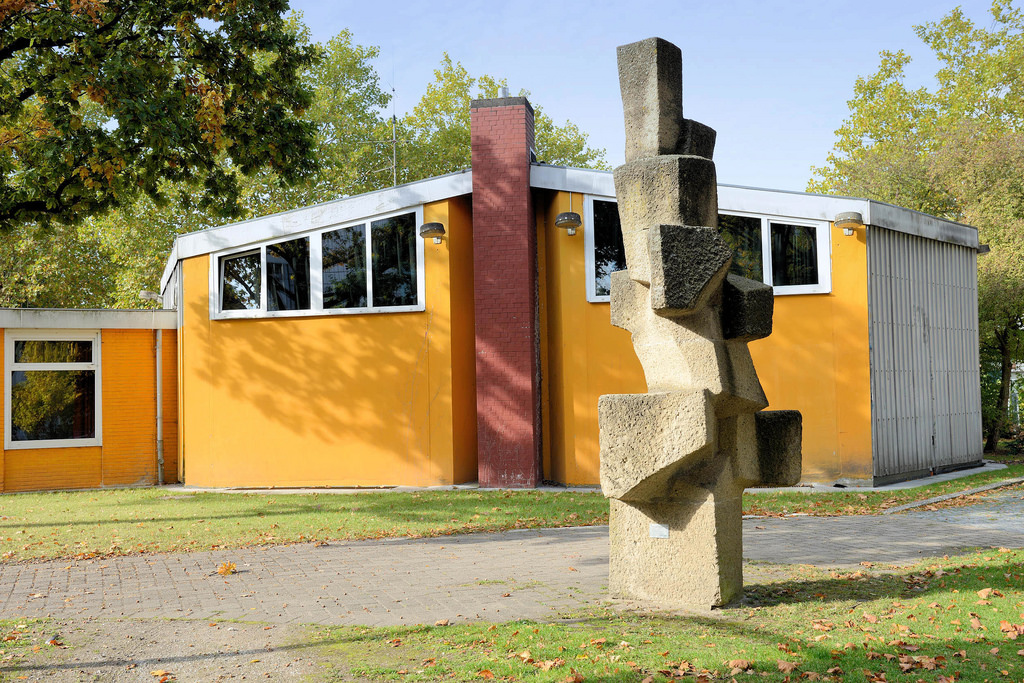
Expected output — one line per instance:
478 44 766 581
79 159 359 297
718 212 831 294
213 209 424 318
4 331 101 449
584 195 831 301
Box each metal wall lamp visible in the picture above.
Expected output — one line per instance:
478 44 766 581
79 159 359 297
834 211 864 237
555 192 582 236
419 222 446 244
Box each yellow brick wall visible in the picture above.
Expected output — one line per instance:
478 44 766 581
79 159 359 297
161 329 179 484
1 327 174 493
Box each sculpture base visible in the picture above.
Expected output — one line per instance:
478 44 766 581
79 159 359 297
608 492 742 609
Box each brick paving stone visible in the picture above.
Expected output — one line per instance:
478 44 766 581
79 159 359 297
2 494 1024 627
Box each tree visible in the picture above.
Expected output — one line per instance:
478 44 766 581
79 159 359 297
0 0 318 230
398 54 609 182
810 0 1024 451
1 29 609 309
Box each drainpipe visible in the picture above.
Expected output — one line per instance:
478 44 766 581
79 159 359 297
155 329 164 485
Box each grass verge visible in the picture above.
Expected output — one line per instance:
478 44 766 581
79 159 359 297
0 488 607 562
744 464 1024 517
312 548 1024 682
0 619 54 679
1 463 1022 563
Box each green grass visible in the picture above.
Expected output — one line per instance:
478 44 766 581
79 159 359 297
744 463 1024 517
1 463 1021 563
312 549 1024 682
0 619 54 679
0 488 608 562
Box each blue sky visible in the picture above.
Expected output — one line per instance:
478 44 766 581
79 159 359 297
289 0 1000 192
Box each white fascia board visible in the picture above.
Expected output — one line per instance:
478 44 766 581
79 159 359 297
531 165 978 248
159 242 179 294
0 309 178 330
166 171 472 273
531 164 615 196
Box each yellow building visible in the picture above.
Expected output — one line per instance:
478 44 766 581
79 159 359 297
0 96 983 492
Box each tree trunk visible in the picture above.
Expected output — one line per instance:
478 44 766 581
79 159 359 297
985 337 1014 452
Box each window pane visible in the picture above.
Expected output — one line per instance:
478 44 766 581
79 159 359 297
10 370 95 441
593 200 626 297
14 340 91 364
718 214 763 282
770 222 819 286
371 213 417 307
221 252 261 311
323 226 368 309
267 237 311 311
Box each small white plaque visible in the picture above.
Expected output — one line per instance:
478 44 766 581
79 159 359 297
649 523 669 539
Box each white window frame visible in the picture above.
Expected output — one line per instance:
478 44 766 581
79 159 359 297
210 206 426 320
4 330 102 450
720 209 832 295
583 195 832 302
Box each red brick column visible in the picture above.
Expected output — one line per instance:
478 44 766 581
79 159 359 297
470 97 541 488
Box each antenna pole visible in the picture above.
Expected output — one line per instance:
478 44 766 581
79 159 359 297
392 114 397 187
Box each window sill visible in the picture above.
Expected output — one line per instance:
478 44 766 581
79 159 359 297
5 438 101 450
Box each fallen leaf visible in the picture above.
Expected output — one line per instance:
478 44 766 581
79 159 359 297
477 670 495 679
777 660 799 673
216 562 236 576
978 588 994 599
434 619 450 626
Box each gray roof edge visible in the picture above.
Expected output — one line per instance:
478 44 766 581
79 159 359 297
864 200 978 249
0 308 178 330
160 169 474 283
530 164 979 247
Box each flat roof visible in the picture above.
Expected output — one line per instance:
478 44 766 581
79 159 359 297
530 165 979 249
160 162 980 291
0 309 178 330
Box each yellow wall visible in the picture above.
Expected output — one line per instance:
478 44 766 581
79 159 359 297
1 327 178 493
538 191 873 484
178 197 476 487
749 225 873 481
538 192 647 485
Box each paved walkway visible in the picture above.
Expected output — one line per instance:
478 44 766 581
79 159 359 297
2 487 1023 627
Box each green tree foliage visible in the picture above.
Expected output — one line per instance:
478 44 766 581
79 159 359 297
398 54 609 182
1 26 608 310
0 0 318 230
810 0 1024 451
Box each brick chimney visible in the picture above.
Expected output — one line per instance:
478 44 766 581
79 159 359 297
470 97 541 488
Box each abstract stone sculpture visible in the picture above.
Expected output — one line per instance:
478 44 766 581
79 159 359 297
598 37 803 609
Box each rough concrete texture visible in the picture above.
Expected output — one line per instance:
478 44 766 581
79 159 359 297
617 38 683 163
721 274 774 341
612 156 719 284
679 118 717 158
648 224 732 314
599 37 802 610
598 390 716 501
755 410 803 487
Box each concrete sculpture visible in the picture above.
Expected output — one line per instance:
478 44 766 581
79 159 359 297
598 37 803 609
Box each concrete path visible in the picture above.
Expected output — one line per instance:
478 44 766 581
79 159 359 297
2 487 1023 627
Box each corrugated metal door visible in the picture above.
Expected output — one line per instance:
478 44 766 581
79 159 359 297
867 227 983 483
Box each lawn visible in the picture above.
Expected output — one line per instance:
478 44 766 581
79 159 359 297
0 488 608 562
744 463 1024 517
0 462 1021 563
312 548 1024 682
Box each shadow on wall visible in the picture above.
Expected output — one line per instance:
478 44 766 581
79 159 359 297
187 286 451 482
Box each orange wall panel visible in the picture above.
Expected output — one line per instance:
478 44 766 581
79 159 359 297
539 190 873 485
161 329 179 483
100 330 158 487
539 191 647 485
4 446 102 492
179 198 468 488
2 327 167 493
